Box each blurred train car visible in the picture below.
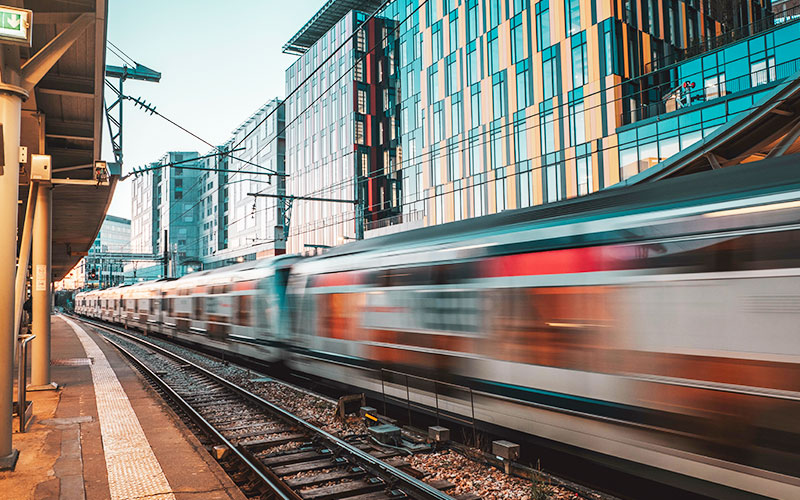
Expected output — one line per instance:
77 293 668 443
77 256 297 363
287 160 800 499
75 159 800 498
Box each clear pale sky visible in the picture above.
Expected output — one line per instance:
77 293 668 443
104 0 323 219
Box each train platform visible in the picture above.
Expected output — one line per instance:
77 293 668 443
0 315 247 500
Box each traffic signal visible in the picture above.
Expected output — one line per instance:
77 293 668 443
89 268 97 280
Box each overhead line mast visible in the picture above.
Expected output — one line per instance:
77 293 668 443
104 61 162 166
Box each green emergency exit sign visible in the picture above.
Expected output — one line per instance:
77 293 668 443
0 6 31 47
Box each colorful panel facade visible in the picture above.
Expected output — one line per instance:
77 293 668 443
284 0 776 243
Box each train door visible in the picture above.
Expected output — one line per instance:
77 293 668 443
159 291 167 332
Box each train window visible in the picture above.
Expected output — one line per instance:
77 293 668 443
237 295 251 326
418 289 481 334
194 297 204 319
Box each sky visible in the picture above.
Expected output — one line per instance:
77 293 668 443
104 0 323 218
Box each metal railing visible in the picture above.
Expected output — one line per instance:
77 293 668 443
644 6 800 74
364 209 424 231
15 334 35 433
620 57 800 126
379 368 477 446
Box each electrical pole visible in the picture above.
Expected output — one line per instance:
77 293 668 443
162 229 169 279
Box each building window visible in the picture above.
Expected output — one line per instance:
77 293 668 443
355 59 364 82
428 64 440 103
542 46 559 100
535 0 550 51
490 0 502 27
492 70 506 120
540 109 555 154
571 31 588 88
511 14 524 64
488 29 499 75
516 60 530 110
545 163 562 202
514 112 527 162
467 0 479 40
565 0 580 35
447 138 457 181
513 0 528 15
569 99 585 145
467 41 479 85
355 27 366 52
433 101 445 143
446 52 459 95
575 143 592 196
473 173 486 216
704 74 726 100
470 83 481 128
452 91 463 136
490 120 503 169
751 57 775 87
357 87 368 114
356 119 365 145
469 128 483 175
518 161 531 208
432 21 443 62
600 19 617 77
449 10 458 51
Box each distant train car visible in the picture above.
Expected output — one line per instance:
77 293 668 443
76 255 299 364
286 160 800 499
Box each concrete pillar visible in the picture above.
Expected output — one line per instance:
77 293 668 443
30 185 54 389
0 46 25 469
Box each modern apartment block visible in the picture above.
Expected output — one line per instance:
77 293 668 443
129 151 203 279
200 98 287 269
82 215 131 288
284 9 402 253
283 0 779 244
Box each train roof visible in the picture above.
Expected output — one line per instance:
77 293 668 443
312 155 800 261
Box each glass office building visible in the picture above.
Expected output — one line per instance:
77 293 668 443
200 99 287 268
285 0 778 241
285 10 402 253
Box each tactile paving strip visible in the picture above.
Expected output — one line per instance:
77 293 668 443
51 357 93 366
62 316 176 500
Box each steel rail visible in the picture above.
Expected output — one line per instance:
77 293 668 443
79 316 455 500
100 331 300 500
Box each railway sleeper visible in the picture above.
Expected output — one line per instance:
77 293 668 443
344 490 409 499
285 467 367 489
240 433 306 451
299 477 386 500
261 449 332 467
272 457 348 476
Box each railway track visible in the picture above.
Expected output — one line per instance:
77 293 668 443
77 316 467 500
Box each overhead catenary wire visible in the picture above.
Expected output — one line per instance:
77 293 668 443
160 0 423 232
107 40 139 66
140 0 778 257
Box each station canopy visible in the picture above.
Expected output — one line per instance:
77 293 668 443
17 0 113 280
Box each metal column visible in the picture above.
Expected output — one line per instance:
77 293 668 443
0 50 26 470
30 185 54 390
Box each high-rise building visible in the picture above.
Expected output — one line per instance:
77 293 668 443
129 152 203 279
283 0 777 247
82 215 131 288
285 9 402 253
199 99 287 268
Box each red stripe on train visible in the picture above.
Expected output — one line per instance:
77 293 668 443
482 245 638 277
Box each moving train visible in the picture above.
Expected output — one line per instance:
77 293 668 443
76 159 800 499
